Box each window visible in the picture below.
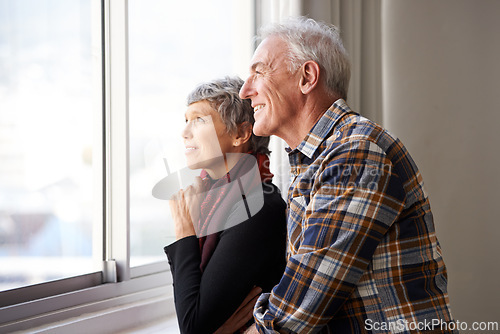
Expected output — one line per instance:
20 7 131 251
0 0 255 331
0 0 98 292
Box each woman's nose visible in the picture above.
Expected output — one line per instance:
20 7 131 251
181 122 191 139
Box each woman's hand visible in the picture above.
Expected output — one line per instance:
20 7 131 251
169 177 203 240
214 286 262 334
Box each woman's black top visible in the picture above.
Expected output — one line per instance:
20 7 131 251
165 182 287 334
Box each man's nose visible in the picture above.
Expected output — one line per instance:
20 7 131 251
239 78 254 100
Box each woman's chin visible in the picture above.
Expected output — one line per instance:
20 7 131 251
186 156 226 174
186 162 202 170
185 159 213 171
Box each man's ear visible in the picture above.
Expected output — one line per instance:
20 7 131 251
234 122 253 146
299 60 321 95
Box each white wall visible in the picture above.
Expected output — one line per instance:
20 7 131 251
382 0 500 325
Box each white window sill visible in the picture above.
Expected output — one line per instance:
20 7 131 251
120 317 180 334
2 269 178 334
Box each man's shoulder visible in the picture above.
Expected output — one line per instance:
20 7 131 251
315 113 422 197
327 113 396 149
302 114 408 179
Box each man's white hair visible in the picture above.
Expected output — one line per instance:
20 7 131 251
259 16 351 99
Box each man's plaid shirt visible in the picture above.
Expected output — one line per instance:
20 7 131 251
254 99 454 333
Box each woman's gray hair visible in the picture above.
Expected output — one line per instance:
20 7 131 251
187 76 270 155
259 16 351 100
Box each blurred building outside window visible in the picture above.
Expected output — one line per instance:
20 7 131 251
0 0 96 291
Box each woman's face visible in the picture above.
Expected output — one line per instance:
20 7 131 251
182 100 235 177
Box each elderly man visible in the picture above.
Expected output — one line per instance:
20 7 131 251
240 17 454 333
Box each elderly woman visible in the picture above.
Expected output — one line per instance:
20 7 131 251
164 77 286 334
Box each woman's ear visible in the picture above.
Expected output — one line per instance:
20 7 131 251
299 60 320 95
233 122 253 148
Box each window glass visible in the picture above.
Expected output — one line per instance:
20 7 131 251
0 0 96 291
128 0 253 266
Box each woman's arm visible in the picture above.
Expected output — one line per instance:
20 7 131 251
213 286 262 334
165 189 286 334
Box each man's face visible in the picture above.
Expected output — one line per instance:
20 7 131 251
239 36 301 138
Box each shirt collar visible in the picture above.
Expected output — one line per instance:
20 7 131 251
287 99 354 159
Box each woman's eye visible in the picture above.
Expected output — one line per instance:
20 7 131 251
186 117 207 125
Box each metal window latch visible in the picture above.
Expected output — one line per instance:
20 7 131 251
103 259 117 283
